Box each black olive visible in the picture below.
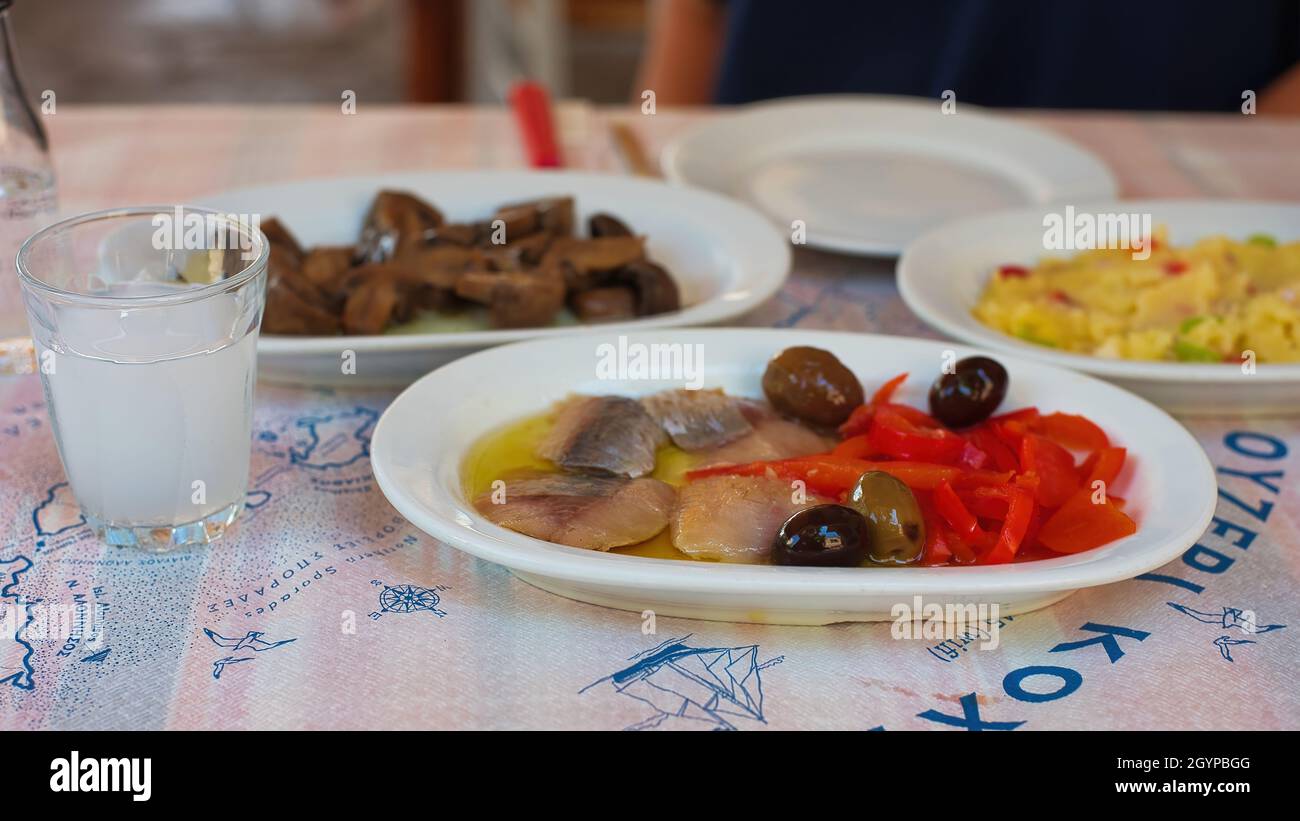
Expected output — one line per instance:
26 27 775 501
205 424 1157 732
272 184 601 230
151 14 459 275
773 504 869 567
928 356 1009 428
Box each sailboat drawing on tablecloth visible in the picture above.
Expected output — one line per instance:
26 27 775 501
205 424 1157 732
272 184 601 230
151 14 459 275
581 635 783 731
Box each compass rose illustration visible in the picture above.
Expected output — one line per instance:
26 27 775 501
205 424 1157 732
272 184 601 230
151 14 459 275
378 583 446 617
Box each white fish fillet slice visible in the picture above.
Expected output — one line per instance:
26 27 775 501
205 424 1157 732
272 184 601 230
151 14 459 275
536 395 665 478
640 388 753 451
693 402 833 468
475 472 675 550
671 475 827 563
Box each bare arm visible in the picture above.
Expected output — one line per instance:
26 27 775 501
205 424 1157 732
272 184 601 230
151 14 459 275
1259 62 1300 115
633 0 726 105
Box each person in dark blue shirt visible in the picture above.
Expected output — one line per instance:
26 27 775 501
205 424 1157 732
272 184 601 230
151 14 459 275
636 0 1300 113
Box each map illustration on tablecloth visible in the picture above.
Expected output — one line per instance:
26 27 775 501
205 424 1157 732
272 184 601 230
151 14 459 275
0 555 36 691
32 482 85 549
276 407 377 471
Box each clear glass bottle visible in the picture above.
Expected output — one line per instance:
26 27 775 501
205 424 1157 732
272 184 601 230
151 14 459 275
0 0 57 375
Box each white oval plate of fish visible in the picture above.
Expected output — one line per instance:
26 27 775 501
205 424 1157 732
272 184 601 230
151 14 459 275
198 171 790 385
370 329 1216 625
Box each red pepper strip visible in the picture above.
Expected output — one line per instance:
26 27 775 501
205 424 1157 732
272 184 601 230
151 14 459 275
1020 506 1047 553
919 503 952 566
934 480 983 540
1080 449 1098 476
957 485 1010 519
837 404 875 438
1084 446 1127 487
868 406 966 463
918 493 982 566
686 456 973 493
991 419 1028 452
837 372 909 437
684 456 864 495
965 426 1019 472
980 485 1035 564
788 459 967 493
1014 471 1040 488
951 470 1016 489
871 372 908 406
990 406 1040 425
1019 433 1080 508
1037 489 1136 554
831 434 876 460
944 527 980 564
1034 412 1110 452
880 402 943 428
787 460 873 497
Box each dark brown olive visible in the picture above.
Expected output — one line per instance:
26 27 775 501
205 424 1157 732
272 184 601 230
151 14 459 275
928 356 1008 428
773 504 868 567
588 213 633 238
762 346 864 427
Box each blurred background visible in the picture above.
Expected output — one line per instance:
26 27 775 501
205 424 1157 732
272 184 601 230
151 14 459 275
12 0 1300 112
13 0 646 105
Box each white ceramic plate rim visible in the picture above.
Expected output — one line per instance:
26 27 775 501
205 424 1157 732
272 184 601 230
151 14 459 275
661 95 1119 256
371 329 1216 597
197 170 792 354
897 198 1300 383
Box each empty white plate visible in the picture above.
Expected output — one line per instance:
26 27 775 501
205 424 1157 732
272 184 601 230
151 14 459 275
662 96 1118 256
370 329 1216 626
199 171 790 385
897 199 1300 415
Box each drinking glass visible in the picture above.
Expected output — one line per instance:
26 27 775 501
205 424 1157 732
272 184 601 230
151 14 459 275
17 206 268 551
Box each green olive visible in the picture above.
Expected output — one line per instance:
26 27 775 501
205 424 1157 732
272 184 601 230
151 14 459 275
848 471 926 565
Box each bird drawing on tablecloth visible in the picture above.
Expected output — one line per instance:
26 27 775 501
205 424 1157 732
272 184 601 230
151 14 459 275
1213 636 1256 663
211 656 257 680
203 629 297 680
1166 603 1285 634
1166 603 1285 664
203 628 298 652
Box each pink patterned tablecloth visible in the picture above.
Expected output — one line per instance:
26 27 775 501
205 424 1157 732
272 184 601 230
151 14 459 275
0 104 1296 730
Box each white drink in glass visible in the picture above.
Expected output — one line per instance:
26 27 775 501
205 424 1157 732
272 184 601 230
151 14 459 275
20 207 267 551
40 282 257 532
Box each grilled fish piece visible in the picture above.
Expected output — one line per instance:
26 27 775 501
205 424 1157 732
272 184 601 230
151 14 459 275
475 472 675 550
640 389 753 451
671 475 826 563
537 395 666 478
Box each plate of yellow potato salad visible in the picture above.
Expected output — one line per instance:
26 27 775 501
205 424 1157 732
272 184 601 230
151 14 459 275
898 200 1300 415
